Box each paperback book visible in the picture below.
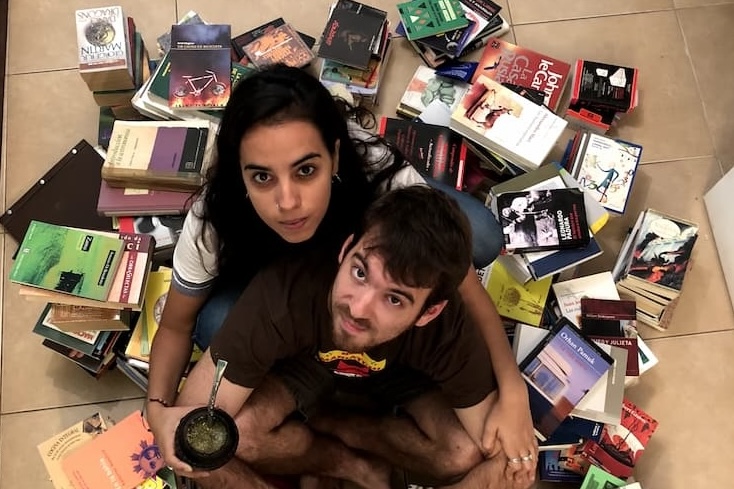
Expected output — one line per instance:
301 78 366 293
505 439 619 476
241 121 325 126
317 6 386 70
497 188 590 253
242 23 315 69
571 60 640 113
397 0 470 41
397 65 469 119
580 298 639 376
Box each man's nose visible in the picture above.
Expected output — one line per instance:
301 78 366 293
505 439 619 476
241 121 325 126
348 289 375 320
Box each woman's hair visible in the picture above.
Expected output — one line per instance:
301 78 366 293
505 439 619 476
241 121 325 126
194 64 407 285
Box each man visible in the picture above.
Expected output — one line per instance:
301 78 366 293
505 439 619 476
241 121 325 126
172 187 533 489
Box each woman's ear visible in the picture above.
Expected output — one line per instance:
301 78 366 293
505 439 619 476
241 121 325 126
333 139 341 176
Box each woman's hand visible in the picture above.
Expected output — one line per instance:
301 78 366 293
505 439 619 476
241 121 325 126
146 402 212 478
481 383 538 483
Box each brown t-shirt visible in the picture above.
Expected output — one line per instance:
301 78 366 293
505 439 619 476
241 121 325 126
209 252 496 409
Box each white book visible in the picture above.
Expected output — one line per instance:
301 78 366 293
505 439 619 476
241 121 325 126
75 6 130 73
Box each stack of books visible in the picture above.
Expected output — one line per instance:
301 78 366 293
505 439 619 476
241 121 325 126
316 0 392 105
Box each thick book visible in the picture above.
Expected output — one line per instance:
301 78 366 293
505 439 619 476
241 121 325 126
168 24 231 110
62 411 164 489
450 75 567 171
379 117 467 190
580 298 639 376
472 37 571 112
572 132 642 214
38 412 111 489
102 120 215 191
519 318 614 441
571 60 640 113
242 23 314 69
497 188 590 254
10 221 123 301
317 7 386 70
580 399 658 479
0 140 115 243
97 179 192 216
397 0 470 41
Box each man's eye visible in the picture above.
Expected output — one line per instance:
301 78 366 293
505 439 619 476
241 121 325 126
351 266 366 281
253 172 271 184
297 165 316 177
387 296 402 306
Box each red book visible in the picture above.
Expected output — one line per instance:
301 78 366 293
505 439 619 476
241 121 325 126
97 180 192 216
471 37 571 112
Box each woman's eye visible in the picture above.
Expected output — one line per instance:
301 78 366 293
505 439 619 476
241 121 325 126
351 266 366 281
253 172 271 184
297 165 316 177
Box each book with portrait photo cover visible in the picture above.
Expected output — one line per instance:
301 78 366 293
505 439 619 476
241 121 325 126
497 188 590 254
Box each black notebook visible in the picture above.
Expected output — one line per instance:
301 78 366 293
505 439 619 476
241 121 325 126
1 140 114 244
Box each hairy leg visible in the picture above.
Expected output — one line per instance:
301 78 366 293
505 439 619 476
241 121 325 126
193 457 276 489
235 375 391 489
310 390 483 483
437 454 533 489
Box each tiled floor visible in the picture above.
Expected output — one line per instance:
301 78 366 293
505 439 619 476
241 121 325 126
1 1 733 487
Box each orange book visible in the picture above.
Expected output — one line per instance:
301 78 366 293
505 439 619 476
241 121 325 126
62 411 164 489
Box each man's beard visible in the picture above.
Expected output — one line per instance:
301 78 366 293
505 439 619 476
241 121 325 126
331 303 373 352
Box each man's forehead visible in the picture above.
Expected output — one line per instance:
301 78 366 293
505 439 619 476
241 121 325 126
350 239 425 293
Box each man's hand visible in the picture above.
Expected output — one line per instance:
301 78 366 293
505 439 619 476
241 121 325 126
481 384 538 483
146 402 212 478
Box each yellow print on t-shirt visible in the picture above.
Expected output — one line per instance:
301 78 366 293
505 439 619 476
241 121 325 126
317 350 387 372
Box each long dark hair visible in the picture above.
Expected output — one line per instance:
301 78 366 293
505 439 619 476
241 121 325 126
194 64 406 285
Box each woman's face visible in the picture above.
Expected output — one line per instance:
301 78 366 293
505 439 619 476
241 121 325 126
239 120 339 243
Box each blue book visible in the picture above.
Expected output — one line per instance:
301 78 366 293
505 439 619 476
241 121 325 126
539 451 584 483
541 416 604 448
520 318 614 441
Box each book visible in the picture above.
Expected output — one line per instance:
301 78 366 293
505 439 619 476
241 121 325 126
571 60 640 113
552 272 620 327
49 304 130 332
572 133 642 214
317 6 386 70
397 65 470 119
102 120 215 192
242 23 314 69
125 269 172 363
33 305 113 357
579 465 626 488
539 450 584 483
397 0 470 41
42 337 118 377
378 117 467 190
232 17 316 62
0 141 115 243
485 260 552 326
38 412 111 489
97 180 192 216
580 298 639 376
62 411 164 489
116 216 184 251
10 221 123 301
519 318 614 441
496 188 590 254
580 399 659 479
156 10 206 56
472 37 571 112
450 75 567 172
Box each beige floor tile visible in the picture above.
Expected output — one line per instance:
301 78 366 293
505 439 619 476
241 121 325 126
0 399 145 488
626 332 734 487
678 4 734 172
4 70 100 207
675 0 734 8
6 0 176 74
514 10 714 164
508 0 672 24
0 234 3 406
576 157 734 338
1 238 144 414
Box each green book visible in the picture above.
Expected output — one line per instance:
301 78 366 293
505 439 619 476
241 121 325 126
397 0 469 41
9 221 124 301
580 465 626 489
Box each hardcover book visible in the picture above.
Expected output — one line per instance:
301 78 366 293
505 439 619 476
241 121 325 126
397 0 470 41
379 117 467 190
580 399 659 479
242 23 315 69
472 37 571 111
62 411 165 489
97 180 192 216
571 60 640 113
519 318 614 441
168 24 231 110
38 412 111 489
450 75 567 171
317 7 386 70
10 221 123 301
497 188 590 254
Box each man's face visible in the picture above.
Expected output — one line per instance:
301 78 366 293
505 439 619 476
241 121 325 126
329 234 446 353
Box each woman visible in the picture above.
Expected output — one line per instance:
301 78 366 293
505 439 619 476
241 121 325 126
147 64 536 478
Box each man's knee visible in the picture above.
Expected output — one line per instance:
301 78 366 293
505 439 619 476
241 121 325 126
430 432 484 482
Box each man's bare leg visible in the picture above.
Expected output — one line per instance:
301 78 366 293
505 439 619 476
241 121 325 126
194 457 277 489
310 390 483 483
234 375 391 489
437 455 533 489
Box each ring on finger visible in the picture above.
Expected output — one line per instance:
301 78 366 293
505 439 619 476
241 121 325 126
508 457 523 464
521 454 534 462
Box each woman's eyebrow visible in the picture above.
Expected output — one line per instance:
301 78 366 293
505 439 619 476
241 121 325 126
242 152 321 171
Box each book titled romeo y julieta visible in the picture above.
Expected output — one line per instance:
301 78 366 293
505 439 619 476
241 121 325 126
497 188 590 254
520 318 614 441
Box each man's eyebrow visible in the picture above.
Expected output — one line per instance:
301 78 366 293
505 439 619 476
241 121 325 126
354 251 415 305
242 152 321 171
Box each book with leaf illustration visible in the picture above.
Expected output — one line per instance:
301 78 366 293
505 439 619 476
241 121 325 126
9 221 123 301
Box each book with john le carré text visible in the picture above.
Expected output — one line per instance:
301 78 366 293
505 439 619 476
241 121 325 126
379 117 467 190
102 120 215 192
168 23 231 110
9 221 123 302
519 318 614 441
497 188 590 254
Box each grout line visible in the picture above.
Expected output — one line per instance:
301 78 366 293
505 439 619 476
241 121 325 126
643 328 734 342
6 67 77 76
510 7 675 27
639 154 717 165
0 395 145 417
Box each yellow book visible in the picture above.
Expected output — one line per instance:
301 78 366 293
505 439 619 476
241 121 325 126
485 259 552 326
125 268 172 362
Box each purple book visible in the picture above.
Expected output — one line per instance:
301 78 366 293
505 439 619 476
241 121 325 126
97 180 192 216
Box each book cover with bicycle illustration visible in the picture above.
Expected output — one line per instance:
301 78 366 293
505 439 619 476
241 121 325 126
169 24 231 110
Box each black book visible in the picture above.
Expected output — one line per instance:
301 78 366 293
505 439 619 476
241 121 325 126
231 18 316 61
571 60 639 113
497 188 590 253
317 7 386 70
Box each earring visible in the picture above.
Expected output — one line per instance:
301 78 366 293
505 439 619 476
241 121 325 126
332 173 342 184
245 192 249 200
